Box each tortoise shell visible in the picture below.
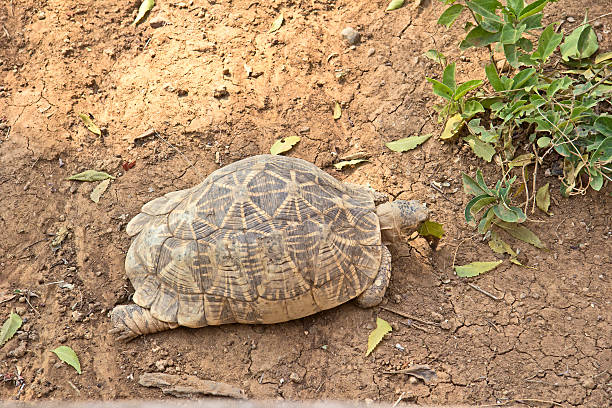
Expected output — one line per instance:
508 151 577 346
124 154 383 327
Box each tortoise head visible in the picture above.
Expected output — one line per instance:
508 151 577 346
375 200 428 244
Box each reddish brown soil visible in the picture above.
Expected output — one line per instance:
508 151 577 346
0 0 610 406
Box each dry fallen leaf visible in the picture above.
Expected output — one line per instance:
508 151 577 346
366 317 392 356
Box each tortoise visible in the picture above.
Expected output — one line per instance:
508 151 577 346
110 154 428 340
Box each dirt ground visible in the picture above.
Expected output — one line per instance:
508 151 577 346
0 0 610 406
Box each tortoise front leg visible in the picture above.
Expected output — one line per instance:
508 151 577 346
355 246 392 308
110 304 178 341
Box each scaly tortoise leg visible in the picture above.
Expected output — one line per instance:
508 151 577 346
355 245 392 308
109 304 178 341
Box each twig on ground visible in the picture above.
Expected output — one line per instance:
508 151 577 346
392 391 406 407
466 282 503 301
381 305 440 326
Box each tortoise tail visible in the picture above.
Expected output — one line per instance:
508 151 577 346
110 304 178 341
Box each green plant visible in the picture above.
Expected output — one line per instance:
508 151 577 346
430 0 611 204
463 169 525 233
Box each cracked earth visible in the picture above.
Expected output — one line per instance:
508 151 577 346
0 0 611 406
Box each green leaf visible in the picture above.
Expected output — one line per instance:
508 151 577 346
468 118 497 142
478 207 495 233
366 318 392 356
333 102 342 120
521 13 543 30
78 113 101 136
501 23 526 44
443 63 456 90
465 194 496 223
386 0 405 11
518 0 547 20
465 136 496 162
466 0 502 22
90 179 111 203
493 203 526 223
52 346 82 374
460 26 501 50
511 67 536 89
593 116 612 138
532 23 562 63
269 12 284 33
463 100 485 119
270 136 300 155
494 220 545 248
133 0 155 25
385 134 432 152
591 136 612 165
489 230 517 257
334 159 368 170
503 43 519 68
455 260 503 277
424 50 446 65
426 78 454 100
441 114 464 140
507 0 525 16
418 220 445 239
546 76 573 98
476 170 494 194
485 63 506 91
577 25 598 59
589 167 603 191
454 80 483 100
437 4 464 28
537 136 551 148
535 182 550 213
463 173 487 196
560 24 599 60
0 313 22 348
67 170 116 182
516 38 534 52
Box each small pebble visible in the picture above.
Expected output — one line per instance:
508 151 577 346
341 27 361 45
566 16 576 23
367 48 375 57
289 372 302 383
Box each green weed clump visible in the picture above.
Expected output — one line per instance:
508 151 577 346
428 0 611 244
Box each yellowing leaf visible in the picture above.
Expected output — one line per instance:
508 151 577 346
595 51 612 64
334 159 368 170
90 179 111 203
366 318 392 356
488 230 516 257
385 134 432 152
79 113 101 136
536 183 550 213
494 220 546 248
508 153 534 168
465 136 495 162
133 0 155 25
67 170 116 182
386 0 405 11
333 102 342 120
52 346 82 374
441 114 464 140
270 136 300 155
269 13 284 33
418 220 444 239
455 260 502 277
0 313 22 348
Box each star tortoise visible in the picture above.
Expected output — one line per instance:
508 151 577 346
110 154 428 340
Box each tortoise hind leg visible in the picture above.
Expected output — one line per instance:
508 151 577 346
355 246 392 308
110 304 179 341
